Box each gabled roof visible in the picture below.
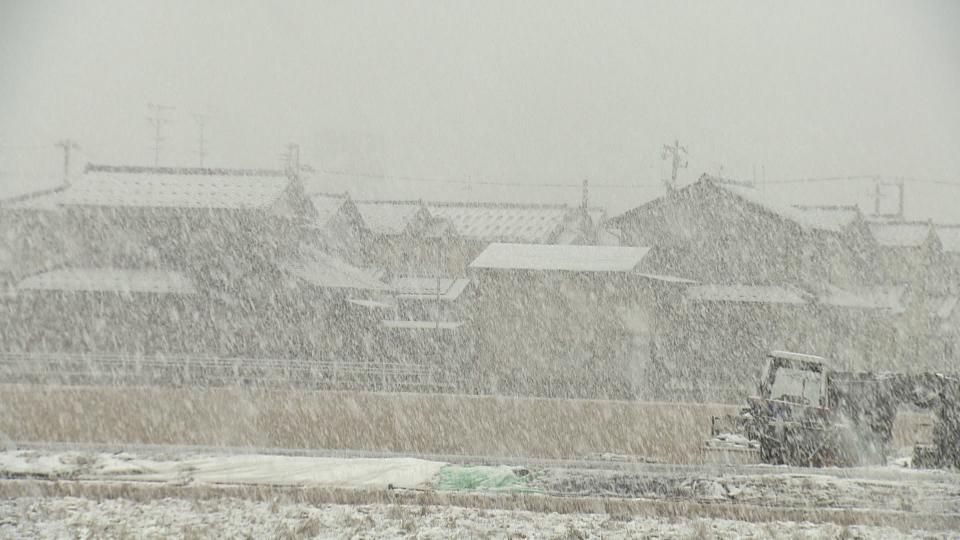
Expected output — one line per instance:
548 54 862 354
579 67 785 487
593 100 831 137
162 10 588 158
936 226 960 254
17 267 197 295
868 221 934 248
687 284 809 305
308 193 351 228
393 276 471 301
286 248 387 291
60 166 293 211
428 202 571 243
470 243 651 273
355 200 429 235
608 175 858 234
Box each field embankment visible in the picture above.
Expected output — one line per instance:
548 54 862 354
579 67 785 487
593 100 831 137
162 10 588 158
0 384 925 463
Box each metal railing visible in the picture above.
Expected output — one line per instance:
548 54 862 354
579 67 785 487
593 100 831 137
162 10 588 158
0 351 451 392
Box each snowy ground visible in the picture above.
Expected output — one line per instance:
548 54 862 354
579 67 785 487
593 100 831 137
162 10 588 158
0 448 957 538
0 496 945 540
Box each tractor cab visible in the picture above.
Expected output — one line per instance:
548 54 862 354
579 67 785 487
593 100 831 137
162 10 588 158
758 351 829 408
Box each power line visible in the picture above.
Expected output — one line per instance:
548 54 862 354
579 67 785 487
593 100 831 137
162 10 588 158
759 174 960 187
317 168 664 190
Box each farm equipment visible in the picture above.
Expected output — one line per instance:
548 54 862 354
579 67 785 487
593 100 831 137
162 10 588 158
708 350 960 468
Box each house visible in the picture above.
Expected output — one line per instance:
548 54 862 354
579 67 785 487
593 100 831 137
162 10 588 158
867 220 948 293
468 243 693 399
606 175 876 287
0 165 389 360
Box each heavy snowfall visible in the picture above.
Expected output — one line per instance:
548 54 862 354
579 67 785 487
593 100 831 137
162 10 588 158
1 1 959 538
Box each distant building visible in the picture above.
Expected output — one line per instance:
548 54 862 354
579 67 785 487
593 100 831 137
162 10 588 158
469 243 693 399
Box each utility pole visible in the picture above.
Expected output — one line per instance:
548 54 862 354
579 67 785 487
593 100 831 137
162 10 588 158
661 139 688 193
282 143 301 178
147 103 175 167
55 139 79 186
873 177 905 219
192 113 210 168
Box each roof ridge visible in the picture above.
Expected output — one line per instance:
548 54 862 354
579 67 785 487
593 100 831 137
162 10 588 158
85 163 288 177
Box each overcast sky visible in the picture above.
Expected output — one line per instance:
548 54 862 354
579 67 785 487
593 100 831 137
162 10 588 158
1 0 958 219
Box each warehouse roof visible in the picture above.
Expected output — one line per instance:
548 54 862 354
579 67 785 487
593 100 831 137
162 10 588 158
17 267 197 295
470 243 651 273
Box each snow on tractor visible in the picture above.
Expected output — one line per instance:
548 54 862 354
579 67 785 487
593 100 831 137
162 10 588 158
707 351 960 468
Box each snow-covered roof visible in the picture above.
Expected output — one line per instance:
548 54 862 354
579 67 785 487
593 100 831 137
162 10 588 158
1 187 67 210
932 296 958 320
286 248 387 291
817 284 905 312
718 182 850 233
936 226 960 253
792 206 861 232
868 222 932 248
381 320 464 330
346 297 394 310
428 202 570 243
309 194 349 228
355 201 426 235
470 243 651 273
17 267 196 295
686 284 809 304
61 169 291 210
393 277 471 301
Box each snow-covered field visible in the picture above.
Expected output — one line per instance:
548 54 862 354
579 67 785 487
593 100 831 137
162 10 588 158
0 448 958 538
0 496 944 540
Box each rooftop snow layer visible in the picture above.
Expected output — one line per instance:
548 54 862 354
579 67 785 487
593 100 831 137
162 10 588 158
393 276 471 301
355 201 426 235
428 203 570 243
470 243 651 272
60 171 291 210
686 284 809 304
936 226 960 253
868 222 932 248
309 194 350 228
17 267 197 295
286 248 387 291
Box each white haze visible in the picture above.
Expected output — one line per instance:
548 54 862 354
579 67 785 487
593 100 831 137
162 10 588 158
1 0 959 220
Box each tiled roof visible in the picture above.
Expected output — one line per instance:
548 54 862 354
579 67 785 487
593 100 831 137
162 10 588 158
60 170 291 210
868 222 932 248
17 267 196 295
286 248 387 291
686 284 809 304
470 243 651 272
428 203 570 243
